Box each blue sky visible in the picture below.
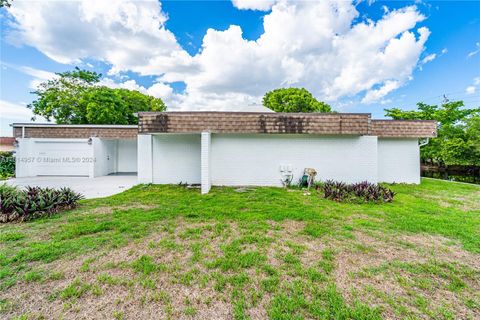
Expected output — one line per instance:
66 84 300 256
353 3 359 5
1 0 479 135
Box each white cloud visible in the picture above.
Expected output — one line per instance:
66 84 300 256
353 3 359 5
467 42 480 58
6 0 193 76
361 80 400 104
421 53 436 65
0 63 58 89
99 78 183 108
0 100 49 135
19 66 56 82
466 86 476 95
418 47 447 70
231 0 276 11
465 77 480 95
20 66 58 89
418 52 438 71
6 0 431 110
182 2 428 106
0 100 33 119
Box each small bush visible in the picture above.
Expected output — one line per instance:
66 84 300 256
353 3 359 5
0 185 84 223
317 180 395 203
0 151 15 180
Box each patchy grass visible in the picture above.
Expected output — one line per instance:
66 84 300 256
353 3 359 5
0 178 479 319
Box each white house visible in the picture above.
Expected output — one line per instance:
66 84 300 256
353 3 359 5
12 112 437 194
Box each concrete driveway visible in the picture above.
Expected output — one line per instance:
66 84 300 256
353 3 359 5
4 174 138 199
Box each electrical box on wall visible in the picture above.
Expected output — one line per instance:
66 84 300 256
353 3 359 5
279 164 294 187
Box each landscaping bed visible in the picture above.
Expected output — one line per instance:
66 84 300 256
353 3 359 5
0 178 479 319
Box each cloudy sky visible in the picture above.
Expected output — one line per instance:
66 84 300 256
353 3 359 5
1 0 479 135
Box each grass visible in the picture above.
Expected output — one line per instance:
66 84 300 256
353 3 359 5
0 178 479 319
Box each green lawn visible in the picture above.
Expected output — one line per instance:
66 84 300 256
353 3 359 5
1 178 479 319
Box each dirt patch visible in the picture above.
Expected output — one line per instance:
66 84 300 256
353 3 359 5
87 204 159 215
2 219 479 319
334 231 480 319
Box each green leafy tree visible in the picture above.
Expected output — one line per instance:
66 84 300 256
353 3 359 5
262 88 331 113
29 67 166 124
385 100 480 166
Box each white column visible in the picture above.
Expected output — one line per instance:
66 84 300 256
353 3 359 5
89 137 98 178
201 132 211 194
137 134 153 183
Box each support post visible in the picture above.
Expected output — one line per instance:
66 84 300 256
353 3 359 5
137 134 153 183
89 137 97 178
201 132 211 194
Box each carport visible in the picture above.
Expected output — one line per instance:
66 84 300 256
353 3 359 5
12 123 138 178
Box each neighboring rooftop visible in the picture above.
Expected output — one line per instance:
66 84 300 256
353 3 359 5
0 137 15 152
138 112 437 138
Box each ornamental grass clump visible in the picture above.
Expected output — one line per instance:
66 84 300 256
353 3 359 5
318 180 395 203
0 184 84 223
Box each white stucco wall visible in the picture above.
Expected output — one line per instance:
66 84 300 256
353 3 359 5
152 134 201 184
377 138 420 184
92 138 117 177
210 134 378 186
117 139 137 172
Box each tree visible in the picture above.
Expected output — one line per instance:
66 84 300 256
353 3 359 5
385 100 480 166
29 67 166 124
262 88 331 113
82 87 164 125
0 0 12 8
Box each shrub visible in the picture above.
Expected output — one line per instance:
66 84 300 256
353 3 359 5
317 180 395 203
0 151 15 180
0 185 84 223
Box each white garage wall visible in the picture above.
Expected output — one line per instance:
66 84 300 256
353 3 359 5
15 138 91 177
152 134 201 184
378 138 420 184
117 139 137 172
210 134 378 186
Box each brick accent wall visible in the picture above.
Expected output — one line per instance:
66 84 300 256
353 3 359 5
139 112 370 135
370 120 437 138
13 126 138 139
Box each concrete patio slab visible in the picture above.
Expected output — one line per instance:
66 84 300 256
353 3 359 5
3 174 138 199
